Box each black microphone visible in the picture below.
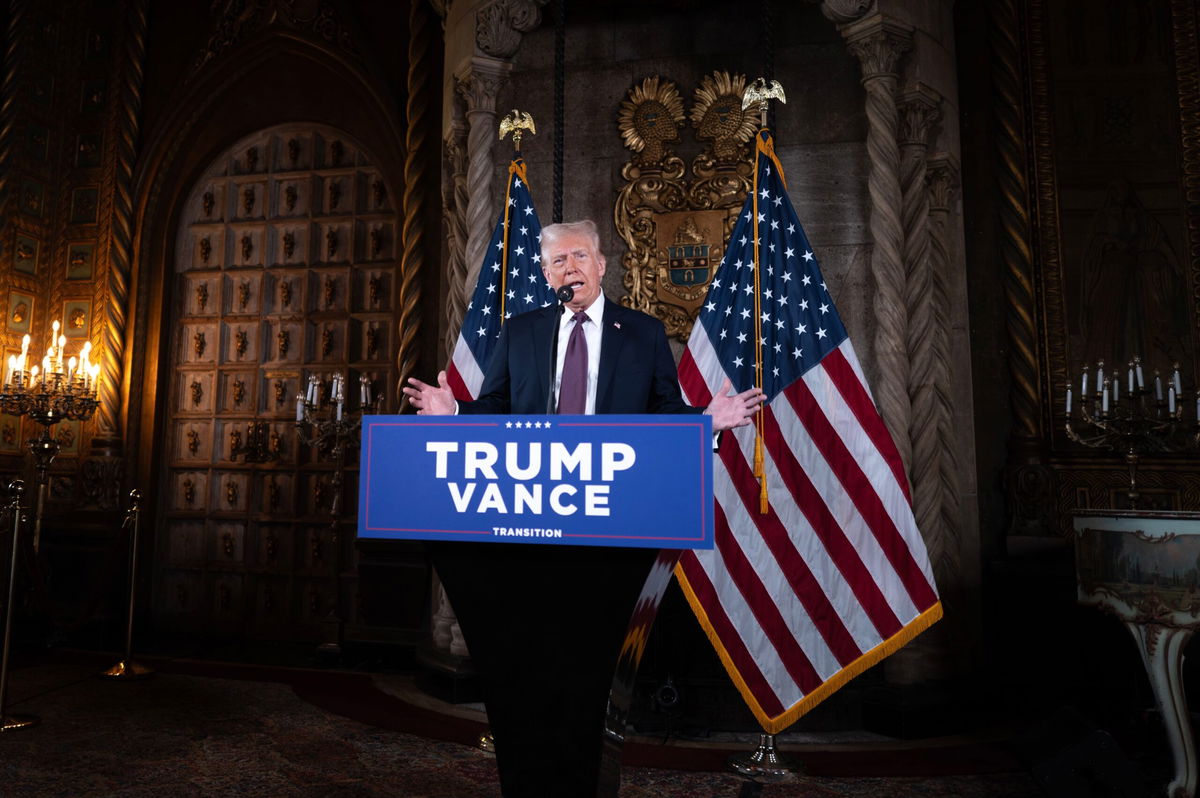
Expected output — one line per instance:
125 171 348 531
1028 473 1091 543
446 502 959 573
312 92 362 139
546 286 575 413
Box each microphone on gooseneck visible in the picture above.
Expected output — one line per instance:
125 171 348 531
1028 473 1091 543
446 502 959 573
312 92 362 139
546 286 575 414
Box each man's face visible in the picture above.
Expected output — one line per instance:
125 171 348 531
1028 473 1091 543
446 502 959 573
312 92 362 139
542 231 606 311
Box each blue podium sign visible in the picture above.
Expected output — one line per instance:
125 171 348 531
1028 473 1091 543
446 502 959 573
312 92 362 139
358 414 713 549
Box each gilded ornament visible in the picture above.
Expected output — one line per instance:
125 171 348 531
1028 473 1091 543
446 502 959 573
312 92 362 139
615 71 755 340
10 302 27 325
283 230 295 259
187 428 200 455
222 532 235 556
499 109 536 149
369 274 382 305
367 326 379 358
372 179 386 207
280 279 292 308
269 429 281 457
236 330 248 357
241 234 253 261
190 379 203 406
370 227 383 257
233 377 245 405
322 326 334 356
324 275 335 307
196 282 208 310
274 380 286 406
616 76 685 167
202 191 214 217
285 184 298 212
314 479 327 511
277 328 290 358
194 330 206 357
69 308 86 329
183 478 195 505
326 228 338 258
329 180 341 210
226 479 238 507
229 428 242 454
238 280 250 309
199 237 211 264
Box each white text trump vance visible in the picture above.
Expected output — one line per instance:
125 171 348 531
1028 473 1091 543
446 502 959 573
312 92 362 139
424 441 637 517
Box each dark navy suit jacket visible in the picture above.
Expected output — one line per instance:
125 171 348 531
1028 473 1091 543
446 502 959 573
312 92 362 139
458 297 700 416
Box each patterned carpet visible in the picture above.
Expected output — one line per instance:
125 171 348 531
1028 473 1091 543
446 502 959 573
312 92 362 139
0 659 1044 797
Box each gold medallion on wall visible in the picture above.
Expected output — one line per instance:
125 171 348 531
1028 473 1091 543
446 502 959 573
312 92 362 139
615 71 762 340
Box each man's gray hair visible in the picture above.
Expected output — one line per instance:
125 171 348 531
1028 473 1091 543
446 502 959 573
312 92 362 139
541 220 602 260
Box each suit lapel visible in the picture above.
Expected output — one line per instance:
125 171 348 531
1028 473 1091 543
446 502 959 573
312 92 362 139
596 300 625 412
532 305 559 408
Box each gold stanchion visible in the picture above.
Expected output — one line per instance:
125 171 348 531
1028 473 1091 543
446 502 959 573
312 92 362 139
101 489 152 680
0 480 38 731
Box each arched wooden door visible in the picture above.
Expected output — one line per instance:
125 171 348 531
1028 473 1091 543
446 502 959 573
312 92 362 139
156 123 398 642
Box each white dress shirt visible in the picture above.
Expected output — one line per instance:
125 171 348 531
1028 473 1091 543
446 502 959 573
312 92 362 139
554 293 605 415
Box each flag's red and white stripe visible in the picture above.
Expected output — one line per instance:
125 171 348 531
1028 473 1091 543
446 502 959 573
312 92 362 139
677 328 941 732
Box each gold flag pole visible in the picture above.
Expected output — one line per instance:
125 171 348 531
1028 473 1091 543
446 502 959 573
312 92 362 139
741 78 786 515
497 110 536 321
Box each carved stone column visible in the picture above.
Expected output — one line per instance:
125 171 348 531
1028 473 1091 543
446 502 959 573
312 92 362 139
456 57 510 295
844 15 914 470
898 85 948 572
925 155 962 579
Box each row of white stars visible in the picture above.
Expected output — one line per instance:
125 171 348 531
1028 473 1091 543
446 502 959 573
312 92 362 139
504 420 553 428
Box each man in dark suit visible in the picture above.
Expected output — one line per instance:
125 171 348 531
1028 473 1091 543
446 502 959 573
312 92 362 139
403 220 762 797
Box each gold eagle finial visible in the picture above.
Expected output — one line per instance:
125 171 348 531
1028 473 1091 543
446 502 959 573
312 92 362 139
498 109 536 150
742 78 786 127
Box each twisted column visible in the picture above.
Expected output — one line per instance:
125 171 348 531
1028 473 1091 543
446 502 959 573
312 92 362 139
845 16 914 470
992 0 1039 444
456 60 509 293
898 86 949 569
923 155 962 577
95 0 147 448
442 115 470 362
0 0 28 223
396 0 436 408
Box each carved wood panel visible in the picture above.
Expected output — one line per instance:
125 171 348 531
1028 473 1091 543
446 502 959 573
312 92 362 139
156 123 398 639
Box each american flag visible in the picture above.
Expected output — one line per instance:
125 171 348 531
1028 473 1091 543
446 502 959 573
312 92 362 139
446 157 555 401
676 130 942 733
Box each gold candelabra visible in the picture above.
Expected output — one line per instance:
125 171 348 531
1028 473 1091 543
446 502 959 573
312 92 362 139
0 326 100 552
1065 356 1199 508
294 372 378 654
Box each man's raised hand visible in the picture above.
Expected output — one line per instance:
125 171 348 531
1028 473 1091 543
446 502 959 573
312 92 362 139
402 370 456 415
704 377 765 432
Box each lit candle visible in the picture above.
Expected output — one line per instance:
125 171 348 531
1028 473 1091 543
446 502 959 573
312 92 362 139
1174 364 1183 396
296 393 305 422
1112 377 1119 403
1127 364 1134 394
336 397 344 422
1081 366 1089 397
1135 359 1144 390
68 356 77 382
1155 373 1163 401
90 363 100 393
359 374 368 406
4 355 13 388
1169 386 1177 415
1102 384 1109 413
30 364 39 388
57 335 65 372
42 355 50 378
1065 386 1072 415
1096 361 1105 393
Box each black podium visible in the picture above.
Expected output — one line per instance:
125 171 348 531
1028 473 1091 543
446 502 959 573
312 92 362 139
428 541 681 798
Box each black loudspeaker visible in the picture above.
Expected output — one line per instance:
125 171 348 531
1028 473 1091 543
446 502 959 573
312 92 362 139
1013 707 1148 798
